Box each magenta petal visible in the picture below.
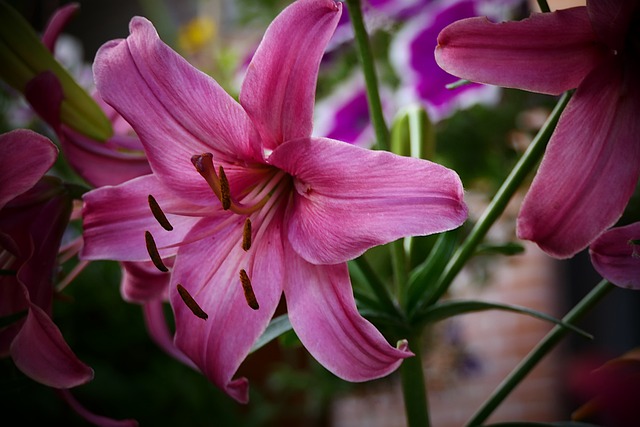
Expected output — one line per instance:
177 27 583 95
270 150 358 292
60 131 151 187
81 175 206 262
58 390 139 427
142 300 196 369
93 17 263 196
120 261 171 303
171 213 284 403
25 71 64 134
269 137 467 264
517 60 640 258
240 0 342 149
0 130 58 209
11 298 93 389
587 0 640 50
589 222 640 290
283 244 412 381
41 3 80 52
435 7 606 95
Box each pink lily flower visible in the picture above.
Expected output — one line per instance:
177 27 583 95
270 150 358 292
435 0 640 258
1 130 139 427
0 129 93 388
589 222 640 289
81 0 467 403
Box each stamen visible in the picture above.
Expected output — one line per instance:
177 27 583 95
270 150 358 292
148 194 173 231
145 230 168 272
242 218 252 251
191 153 222 199
239 269 259 310
176 284 208 320
218 166 231 210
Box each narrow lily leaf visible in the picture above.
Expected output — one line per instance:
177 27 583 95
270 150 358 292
475 241 525 256
415 300 592 339
0 1 112 141
249 314 292 354
407 229 459 315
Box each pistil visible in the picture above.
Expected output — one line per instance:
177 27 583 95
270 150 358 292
191 152 275 215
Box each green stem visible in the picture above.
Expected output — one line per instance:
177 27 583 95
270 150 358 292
465 280 614 426
391 239 409 309
420 92 572 309
536 0 551 13
400 331 431 427
345 0 390 151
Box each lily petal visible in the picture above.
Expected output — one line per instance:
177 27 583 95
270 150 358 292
81 175 206 262
11 292 93 389
435 7 606 95
60 131 152 187
283 243 412 381
93 17 263 198
240 0 342 149
120 261 171 303
0 130 58 209
517 60 640 258
24 71 63 134
171 212 284 403
269 137 467 265
142 300 196 369
587 0 640 51
41 3 80 52
58 389 139 427
589 222 640 290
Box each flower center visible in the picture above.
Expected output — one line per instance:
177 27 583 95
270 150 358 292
143 153 290 318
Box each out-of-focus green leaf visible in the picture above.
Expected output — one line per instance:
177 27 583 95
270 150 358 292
406 229 459 316
0 1 112 141
250 314 292 353
390 105 435 160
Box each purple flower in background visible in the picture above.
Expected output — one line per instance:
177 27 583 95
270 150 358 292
391 0 510 121
314 74 393 147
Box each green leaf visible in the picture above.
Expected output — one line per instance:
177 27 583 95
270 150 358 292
0 1 112 141
414 300 592 339
0 310 27 328
249 314 292 353
406 229 459 315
